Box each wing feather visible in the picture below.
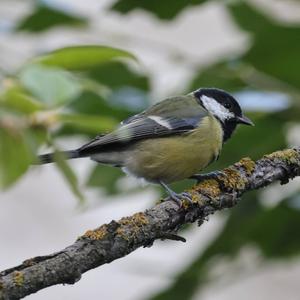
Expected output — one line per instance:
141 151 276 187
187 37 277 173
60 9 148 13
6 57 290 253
78 116 200 155
78 94 208 155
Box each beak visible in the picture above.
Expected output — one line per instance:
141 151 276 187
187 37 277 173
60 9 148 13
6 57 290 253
236 115 254 126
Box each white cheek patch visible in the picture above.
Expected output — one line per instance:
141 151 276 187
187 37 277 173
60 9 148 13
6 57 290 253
148 116 172 129
201 95 234 121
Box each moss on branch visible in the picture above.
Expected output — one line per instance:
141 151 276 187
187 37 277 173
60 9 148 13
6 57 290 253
1 147 300 300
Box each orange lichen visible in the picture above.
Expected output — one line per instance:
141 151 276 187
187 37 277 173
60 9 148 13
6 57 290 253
118 212 149 227
190 191 206 205
82 225 108 240
13 271 24 287
115 227 128 239
193 179 221 198
181 198 191 209
116 212 149 240
236 157 256 175
220 167 246 190
264 149 299 164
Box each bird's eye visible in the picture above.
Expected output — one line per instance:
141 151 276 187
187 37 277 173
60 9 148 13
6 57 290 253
224 102 231 109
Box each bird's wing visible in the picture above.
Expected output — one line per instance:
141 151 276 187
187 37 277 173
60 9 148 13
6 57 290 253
78 95 208 155
78 116 199 154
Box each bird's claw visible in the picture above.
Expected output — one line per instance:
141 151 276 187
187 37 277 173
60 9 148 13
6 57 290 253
168 191 193 207
159 180 193 207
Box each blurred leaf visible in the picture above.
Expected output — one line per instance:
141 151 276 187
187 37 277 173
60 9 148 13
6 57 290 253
2 84 45 114
57 91 131 137
68 91 126 117
0 122 45 189
17 4 87 32
249 197 300 258
87 61 150 111
68 90 136 120
0 127 31 188
189 61 247 92
228 2 300 90
20 64 81 107
53 150 84 203
87 165 124 195
88 61 149 91
281 106 300 123
111 0 208 20
61 87 148 137
227 1 272 33
34 46 137 70
58 113 117 134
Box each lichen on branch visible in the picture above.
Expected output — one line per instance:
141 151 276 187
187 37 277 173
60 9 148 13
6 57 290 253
1 147 300 300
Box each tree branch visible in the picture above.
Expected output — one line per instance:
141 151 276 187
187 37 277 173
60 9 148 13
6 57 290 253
1 148 300 300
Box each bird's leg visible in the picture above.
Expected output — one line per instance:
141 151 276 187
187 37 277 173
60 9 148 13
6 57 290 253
190 171 225 183
159 181 192 206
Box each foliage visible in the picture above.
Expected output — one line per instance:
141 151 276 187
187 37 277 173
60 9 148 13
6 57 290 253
0 45 147 196
17 2 87 32
111 0 209 20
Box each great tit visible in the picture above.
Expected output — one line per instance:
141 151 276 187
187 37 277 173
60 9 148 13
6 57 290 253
38 88 253 203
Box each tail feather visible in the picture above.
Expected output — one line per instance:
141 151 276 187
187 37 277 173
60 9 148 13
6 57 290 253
36 150 80 165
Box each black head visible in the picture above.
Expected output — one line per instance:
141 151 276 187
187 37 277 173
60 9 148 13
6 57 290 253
194 88 254 141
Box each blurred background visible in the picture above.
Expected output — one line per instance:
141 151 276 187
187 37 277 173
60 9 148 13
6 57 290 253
1 0 300 299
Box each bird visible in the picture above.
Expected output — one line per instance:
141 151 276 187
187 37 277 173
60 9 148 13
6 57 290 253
37 88 254 204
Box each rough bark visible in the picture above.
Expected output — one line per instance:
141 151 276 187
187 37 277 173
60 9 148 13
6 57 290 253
1 148 300 300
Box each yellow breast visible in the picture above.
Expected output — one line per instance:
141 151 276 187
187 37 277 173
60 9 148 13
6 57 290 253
126 115 223 183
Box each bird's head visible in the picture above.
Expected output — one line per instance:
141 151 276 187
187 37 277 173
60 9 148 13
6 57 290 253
194 88 254 141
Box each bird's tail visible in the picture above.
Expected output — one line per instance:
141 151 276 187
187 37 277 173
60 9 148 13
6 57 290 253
36 150 80 165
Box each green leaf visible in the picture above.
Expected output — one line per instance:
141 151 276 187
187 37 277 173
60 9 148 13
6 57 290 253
88 61 149 91
87 61 150 111
0 123 45 189
53 150 84 203
111 0 208 20
2 84 45 114
87 165 124 195
34 46 137 70
228 2 300 89
57 91 132 137
20 64 81 107
17 4 87 32
227 1 274 33
248 198 300 258
68 90 137 119
58 113 117 134
189 61 247 92
0 127 31 188
68 91 120 117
